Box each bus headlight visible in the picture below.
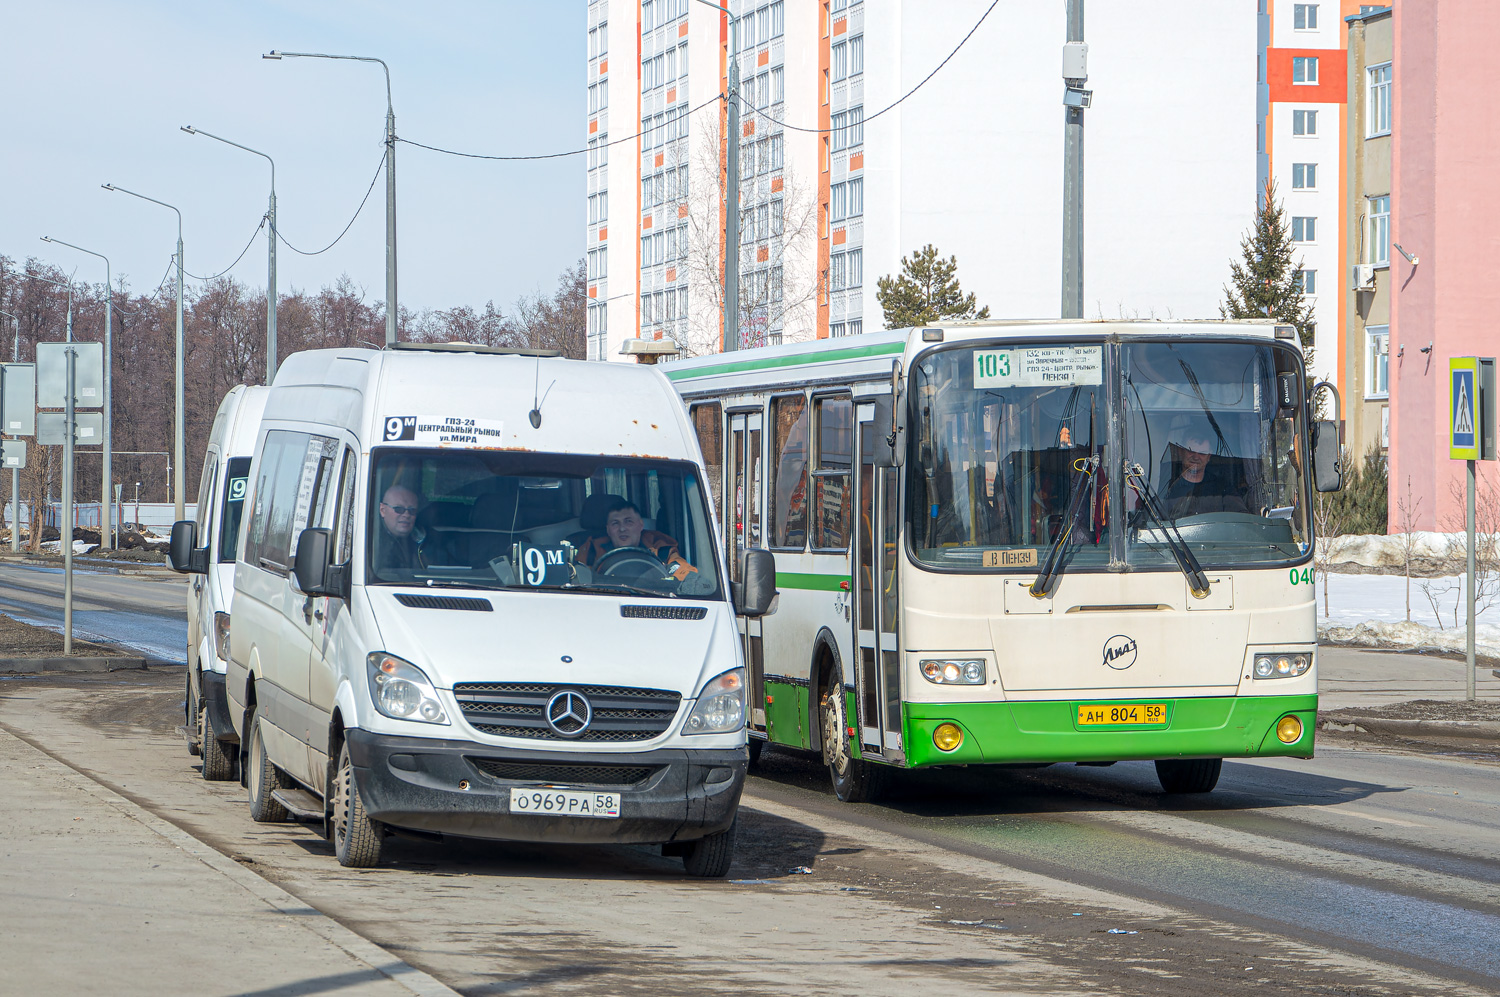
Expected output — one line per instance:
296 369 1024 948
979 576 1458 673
366 653 449 724
683 668 745 734
1253 651 1311 680
920 659 986 685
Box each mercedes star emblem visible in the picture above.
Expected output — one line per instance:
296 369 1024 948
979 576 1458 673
545 690 592 737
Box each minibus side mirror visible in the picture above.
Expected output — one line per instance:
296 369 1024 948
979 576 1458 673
735 549 778 617
169 520 208 574
1312 420 1343 492
293 528 332 595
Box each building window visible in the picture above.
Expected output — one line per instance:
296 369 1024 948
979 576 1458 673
1369 194 1390 266
1291 163 1317 189
1293 109 1317 136
1367 62 1392 137
1296 269 1316 295
831 182 847 222
848 248 863 288
832 41 847 82
848 176 863 217
1293 56 1318 84
771 66 784 104
1366 325 1389 398
1291 216 1316 243
771 0 784 37
1293 3 1318 29
830 253 847 291
597 133 608 168
847 318 862 336
849 35 864 77
770 197 784 236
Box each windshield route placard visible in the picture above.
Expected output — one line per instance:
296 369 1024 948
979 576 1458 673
973 346 1103 388
384 415 505 447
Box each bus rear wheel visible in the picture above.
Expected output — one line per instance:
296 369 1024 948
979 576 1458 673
819 671 887 804
1155 758 1222 794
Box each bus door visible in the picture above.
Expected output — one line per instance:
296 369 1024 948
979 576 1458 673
728 409 767 733
853 403 903 763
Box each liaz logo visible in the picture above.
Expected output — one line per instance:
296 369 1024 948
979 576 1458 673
1102 634 1138 670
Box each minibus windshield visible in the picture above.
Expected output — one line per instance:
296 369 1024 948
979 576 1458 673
366 449 723 600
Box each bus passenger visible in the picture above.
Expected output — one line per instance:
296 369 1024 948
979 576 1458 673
579 498 697 581
376 484 427 571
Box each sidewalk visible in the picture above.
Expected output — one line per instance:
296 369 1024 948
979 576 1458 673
0 727 457 997
1319 645 1500 711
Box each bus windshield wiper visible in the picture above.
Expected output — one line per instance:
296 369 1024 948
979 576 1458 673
1029 455 1099 597
1124 462 1212 597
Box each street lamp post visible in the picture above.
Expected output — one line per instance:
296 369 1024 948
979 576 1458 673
180 127 277 382
102 183 187 522
41 236 115 549
0 308 20 552
265 50 398 346
687 2 740 352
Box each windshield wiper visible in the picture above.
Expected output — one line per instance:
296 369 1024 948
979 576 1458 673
1029 455 1099 597
1124 462 1212 597
557 580 682 599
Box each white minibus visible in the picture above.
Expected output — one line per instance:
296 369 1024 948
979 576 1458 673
187 343 771 875
169 384 269 781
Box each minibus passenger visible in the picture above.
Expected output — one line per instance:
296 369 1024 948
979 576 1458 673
377 484 426 570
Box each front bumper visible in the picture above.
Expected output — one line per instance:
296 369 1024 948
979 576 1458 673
202 671 239 745
344 729 747 844
904 694 1318 767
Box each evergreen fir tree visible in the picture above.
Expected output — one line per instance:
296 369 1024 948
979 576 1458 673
1220 181 1316 363
876 244 991 328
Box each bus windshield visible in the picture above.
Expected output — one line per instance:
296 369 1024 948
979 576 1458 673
366 449 722 600
908 339 1310 573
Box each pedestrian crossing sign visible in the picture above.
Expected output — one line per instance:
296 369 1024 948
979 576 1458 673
1450 357 1480 460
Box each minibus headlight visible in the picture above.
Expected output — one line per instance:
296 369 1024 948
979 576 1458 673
1252 651 1311 680
919 658 986 686
366 653 449 725
683 668 745 735
213 612 232 662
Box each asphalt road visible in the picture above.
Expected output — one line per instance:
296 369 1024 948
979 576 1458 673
0 560 187 661
2 667 1496 996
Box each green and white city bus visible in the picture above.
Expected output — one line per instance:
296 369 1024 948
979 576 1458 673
666 320 1342 800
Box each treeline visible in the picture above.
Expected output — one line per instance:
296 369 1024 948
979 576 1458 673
0 256 585 513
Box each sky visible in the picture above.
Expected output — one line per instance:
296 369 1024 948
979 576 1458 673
0 1 583 313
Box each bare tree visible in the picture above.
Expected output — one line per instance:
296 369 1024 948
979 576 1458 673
1313 489 1353 619
1395 475 1423 623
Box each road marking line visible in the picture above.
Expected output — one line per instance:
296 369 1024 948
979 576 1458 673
1335 808 1426 828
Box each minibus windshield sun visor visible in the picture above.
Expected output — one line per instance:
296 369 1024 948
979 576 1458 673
365 448 723 601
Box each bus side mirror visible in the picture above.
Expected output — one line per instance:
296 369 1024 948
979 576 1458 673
872 395 903 468
293 528 332 594
169 520 207 574
1312 421 1343 492
735 549 778 617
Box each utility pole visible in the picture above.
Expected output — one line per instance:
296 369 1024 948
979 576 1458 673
723 14 742 352
1061 0 1091 319
385 89 398 347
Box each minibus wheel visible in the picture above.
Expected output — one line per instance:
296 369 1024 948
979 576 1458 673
185 671 201 757
819 669 887 804
1154 758 1222 794
332 742 384 868
199 694 238 782
247 706 291 823
681 818 736 878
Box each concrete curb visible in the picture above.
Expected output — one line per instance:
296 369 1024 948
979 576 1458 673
0 657 164 674
1321 716 1500 740
0 721 464 997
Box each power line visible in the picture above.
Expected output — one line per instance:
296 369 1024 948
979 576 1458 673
181 216 266 282
740 0 1000 135
396 94 725 162
273 150 387 256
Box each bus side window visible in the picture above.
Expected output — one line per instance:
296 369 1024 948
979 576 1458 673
812 394 853 550
690 403 722 518
769 393 808 550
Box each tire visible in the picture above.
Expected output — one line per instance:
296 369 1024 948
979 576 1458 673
818 668 888 804
331 741 384 868
1155 758 1223 794
247 706 291 823
747 737 765 769
682 818 736 878
198 687 238 782
185 670 201 757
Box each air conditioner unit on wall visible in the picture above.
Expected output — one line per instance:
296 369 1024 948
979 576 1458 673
1353 263 1376 289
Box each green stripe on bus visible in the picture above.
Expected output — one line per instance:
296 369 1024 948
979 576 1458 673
664 340 905 381
775 572 847 591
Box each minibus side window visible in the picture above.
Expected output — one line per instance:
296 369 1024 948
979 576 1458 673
218 457 253 563
332 449 358 565
195 453 218 537
245 431 310 573
769 393 808 550
811 394 853 550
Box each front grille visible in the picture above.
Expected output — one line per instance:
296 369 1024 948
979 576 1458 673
394 593 493 611
620 605 707 620
469 759 658 786
453 682 682 742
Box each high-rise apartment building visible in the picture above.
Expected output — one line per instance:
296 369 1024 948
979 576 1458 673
587 1 1265 363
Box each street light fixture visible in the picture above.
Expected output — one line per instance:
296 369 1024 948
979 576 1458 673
40 235 116 549
180 126 278 383
687 2 741 352
101 183 187 522
264 49 398 347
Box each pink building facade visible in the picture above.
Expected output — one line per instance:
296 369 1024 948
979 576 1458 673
1388 0 1500 530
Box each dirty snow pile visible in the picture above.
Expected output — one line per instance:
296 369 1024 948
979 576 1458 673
1317 571 1500 660
1318 531 1500 569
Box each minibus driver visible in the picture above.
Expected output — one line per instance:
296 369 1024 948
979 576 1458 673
579 497 697 582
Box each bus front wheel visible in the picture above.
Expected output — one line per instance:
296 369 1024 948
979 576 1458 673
819 671 887 804
1155 758 1222 794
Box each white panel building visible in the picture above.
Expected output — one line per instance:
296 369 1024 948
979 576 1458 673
586 0 1264 362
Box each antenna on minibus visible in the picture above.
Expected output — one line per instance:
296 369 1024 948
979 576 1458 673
528 356 556 428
